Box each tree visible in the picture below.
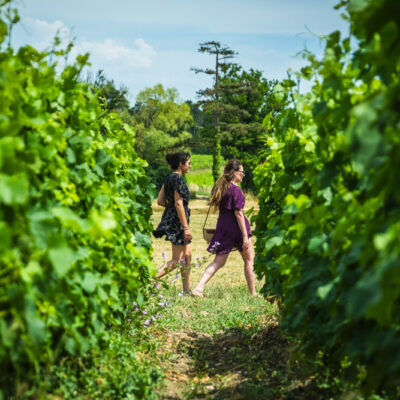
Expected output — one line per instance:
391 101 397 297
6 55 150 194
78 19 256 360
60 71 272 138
218 65 279 191
191 41 237 182
93 70 130 114
185 100 213 154
192 42 279 190
91 75 194 189
131 84 194 188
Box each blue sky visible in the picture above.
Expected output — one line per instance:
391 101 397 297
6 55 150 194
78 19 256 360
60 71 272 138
13 0 348 102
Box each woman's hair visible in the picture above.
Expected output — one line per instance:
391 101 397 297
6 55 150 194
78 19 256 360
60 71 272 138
166 152 191 170
209 159 242 210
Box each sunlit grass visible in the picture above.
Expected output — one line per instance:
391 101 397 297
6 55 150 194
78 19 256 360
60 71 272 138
186 170 214 188
147 200 349 400
185 154 225 197
151 197 267 335
189 154 225 170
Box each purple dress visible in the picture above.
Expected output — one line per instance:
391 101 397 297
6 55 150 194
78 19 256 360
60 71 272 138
207 184 251 254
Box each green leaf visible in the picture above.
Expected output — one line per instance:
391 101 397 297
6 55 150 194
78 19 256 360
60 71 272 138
28 210 58 250
21 261 42 283
346 102 383 174
52 206 90 232
373 231 391 251
290 177 304 190
65 336 78 355
273 83 287 103
318 187 332 205
317 282 334 300
0 20 7 43
136 291 144 307
66 147 76 164
27 317 47 346
348 0 371 13
0 222 11 249
48 245 75 277
81 272 100 293
0 173 29 205
265 234 284 251
307 233 328 254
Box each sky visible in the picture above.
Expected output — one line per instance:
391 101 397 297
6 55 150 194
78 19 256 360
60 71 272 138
12 0 349 102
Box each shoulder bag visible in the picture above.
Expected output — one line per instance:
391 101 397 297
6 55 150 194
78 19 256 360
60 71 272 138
203 204 216 243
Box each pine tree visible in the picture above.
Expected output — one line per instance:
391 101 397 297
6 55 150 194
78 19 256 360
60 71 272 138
191 41 237 182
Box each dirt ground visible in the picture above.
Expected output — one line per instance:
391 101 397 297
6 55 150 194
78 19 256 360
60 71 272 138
149 199 337 400
152 316 332 400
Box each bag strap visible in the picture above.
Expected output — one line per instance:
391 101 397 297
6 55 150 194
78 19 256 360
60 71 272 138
203 203 212 230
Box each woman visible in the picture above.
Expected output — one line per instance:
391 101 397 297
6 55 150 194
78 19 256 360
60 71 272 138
153 152 192 294
192 159 256 297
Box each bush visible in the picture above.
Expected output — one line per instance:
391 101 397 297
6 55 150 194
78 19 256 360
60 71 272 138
0 7 156 398
254 0 400 395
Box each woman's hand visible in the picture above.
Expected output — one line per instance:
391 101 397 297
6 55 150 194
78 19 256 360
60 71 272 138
184 228 192 242
242 237 251 251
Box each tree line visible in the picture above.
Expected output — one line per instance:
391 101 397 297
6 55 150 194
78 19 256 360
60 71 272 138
93 43 278 192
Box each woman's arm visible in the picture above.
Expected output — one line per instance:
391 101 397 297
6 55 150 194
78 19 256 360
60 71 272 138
234 209 250 250
174 190 192 242
157 185 167 207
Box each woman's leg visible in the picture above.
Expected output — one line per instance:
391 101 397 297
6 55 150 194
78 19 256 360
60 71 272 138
180 244 192 293
240 241 257 295
156 244 185 279
193 253 229 296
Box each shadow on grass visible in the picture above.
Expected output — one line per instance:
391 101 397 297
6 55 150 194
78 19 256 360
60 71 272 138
168 324 336 400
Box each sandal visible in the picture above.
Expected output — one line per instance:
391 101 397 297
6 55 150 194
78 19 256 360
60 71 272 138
191 288 204 298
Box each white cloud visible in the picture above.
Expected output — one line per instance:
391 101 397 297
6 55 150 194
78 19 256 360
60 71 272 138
16 17 156 73
76 38 156 69
21 17 71 49
12 2 346 101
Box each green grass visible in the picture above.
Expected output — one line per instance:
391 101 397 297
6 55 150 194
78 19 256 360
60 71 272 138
186 154 225 197
186 170 215 187
189 154 223 170
185 170 214 197
155 284 276 334
45 331 160 399
145 204 353 399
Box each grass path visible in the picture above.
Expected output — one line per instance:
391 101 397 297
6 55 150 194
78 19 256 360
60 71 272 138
144 200 337 399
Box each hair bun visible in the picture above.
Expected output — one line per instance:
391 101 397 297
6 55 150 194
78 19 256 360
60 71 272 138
166 153 174 164
165 151 191 170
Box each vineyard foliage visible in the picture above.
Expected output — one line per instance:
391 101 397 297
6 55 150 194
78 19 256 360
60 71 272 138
0 7 155 396
254 0 400 393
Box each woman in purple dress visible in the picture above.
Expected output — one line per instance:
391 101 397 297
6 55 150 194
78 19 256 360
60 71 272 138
192 159 256 297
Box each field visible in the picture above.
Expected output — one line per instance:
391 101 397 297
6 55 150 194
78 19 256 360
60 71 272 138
185 154 223 197
147 158 348 398
145 200 343 399
184 154 257 202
